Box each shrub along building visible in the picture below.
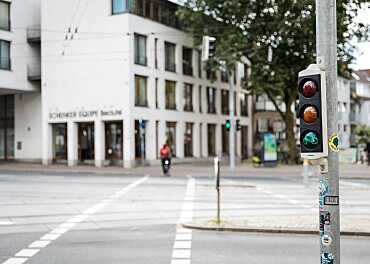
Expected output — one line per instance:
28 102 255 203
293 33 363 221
1 0 253 167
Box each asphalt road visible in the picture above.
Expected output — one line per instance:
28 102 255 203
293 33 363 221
0 172 369 263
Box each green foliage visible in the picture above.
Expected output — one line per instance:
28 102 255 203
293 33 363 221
177 0 370 163
355 125 370 145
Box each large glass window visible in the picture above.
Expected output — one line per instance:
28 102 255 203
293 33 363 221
0 95 14 160
183 83 193 112
166 121 176 156
112 0 126 14
135 75 148 107
207 87 216 114
78 123 94 162
221 90 229 115
165 80 176 110
207 124 216 156
135 120 146 159
198 85 202 113
134 34 147 65
184 122 193 157
0 40 10 70
165 42 176 72
0 1 10 31
182 47 193 76
105 122 123 160
53 123 67 161
240 92 248 116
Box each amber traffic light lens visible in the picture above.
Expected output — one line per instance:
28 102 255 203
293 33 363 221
303 106 318 124
302 80 317 98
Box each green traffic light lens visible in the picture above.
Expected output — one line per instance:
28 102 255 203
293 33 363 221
226 123 231 129
302 131 319 149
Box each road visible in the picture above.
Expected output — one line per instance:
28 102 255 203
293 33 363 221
0 172 370 263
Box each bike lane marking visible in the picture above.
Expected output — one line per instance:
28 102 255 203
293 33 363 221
171 178 195 264
2 176 149 264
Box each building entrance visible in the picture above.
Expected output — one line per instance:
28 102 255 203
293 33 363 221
52 123 67 162
78 123 94 163
0 95 14 160
105 121 123 161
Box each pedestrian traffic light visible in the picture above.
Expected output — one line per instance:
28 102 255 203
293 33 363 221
225 119 231 131
201 36 216 61
236 119 241 131
298 64 328 160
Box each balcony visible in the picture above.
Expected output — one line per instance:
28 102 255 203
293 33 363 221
27 25 41 43
28 63 41 81
255 101 277 112
349 113 360 123
182 64 193 76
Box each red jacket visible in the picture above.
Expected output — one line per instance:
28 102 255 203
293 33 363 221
160 146 171 158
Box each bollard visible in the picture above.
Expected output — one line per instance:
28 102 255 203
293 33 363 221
214 157 220 223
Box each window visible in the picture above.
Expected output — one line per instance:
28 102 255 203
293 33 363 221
221 70 228 83
184 123 193 157
221 90 229 115
134 34 147 66
182 47 193 76
105 122 123 160
155 78 159 108
112 0 126 14
165 42 176 72
207 87 216 114
207 124 216 156
165 80 176 110
166 121 176 156
198 85 202 113
240 92 248 116
198 51 202 78
183 83 193 112
206 69 216 80
135 75 147 107
0 95 14 160
135 120 146 159
0 40 10 70
0 1 10 31
53 123 67 160
155 38 158 69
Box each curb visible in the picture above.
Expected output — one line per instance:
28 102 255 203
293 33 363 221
182 223 370 237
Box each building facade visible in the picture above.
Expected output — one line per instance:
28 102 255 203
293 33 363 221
0 0 252 167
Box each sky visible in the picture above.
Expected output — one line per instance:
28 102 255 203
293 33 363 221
350 8 370 70
170 1 370 70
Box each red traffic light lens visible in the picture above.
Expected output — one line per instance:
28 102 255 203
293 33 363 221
301 80 317 98
302 106 318 124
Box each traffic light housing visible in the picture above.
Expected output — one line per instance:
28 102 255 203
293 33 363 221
236 119 241 131
201 36 216 61
298 64 328 160
225 119 231 131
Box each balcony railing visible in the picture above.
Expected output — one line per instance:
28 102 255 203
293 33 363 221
255 101 276 112
27 25 41 43
0 17 10 31
28 63 41 81
0 57 11 70
165 62 176 72
134 56 147 66
135 99 148 107
166 102 177 110
182 64 193 76
349 113 360 123
183 105 193 112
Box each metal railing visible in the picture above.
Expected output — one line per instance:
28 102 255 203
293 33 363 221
349 113 360 123
182 64 193 76
0 17 10 31
165 62 176 72
0 57 11 70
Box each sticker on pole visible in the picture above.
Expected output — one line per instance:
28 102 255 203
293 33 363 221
324 196 339 205
322 235 332 246
321 253 334 264
328 134 339 152
318 180 329 197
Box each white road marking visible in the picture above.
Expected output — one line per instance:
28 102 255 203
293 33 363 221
0 220 13 225
171 178 195 264
274 194 286 199
288 199 299 204
28 241 51 248
15 249 39 257
1 176 149 264
2 258 28 264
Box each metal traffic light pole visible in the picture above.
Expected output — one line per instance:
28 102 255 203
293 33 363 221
226 69 235 171
316 0 340 263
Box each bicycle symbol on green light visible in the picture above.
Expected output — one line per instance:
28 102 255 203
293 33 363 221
303 131 319 149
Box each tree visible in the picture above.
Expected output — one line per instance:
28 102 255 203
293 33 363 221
355 124 370 145
177 0 370 164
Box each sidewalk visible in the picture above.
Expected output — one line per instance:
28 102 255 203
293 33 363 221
0 161 369 179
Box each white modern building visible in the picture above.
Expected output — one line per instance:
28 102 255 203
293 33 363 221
1 0 253 167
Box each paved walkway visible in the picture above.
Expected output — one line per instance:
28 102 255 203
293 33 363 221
1 161 370 236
